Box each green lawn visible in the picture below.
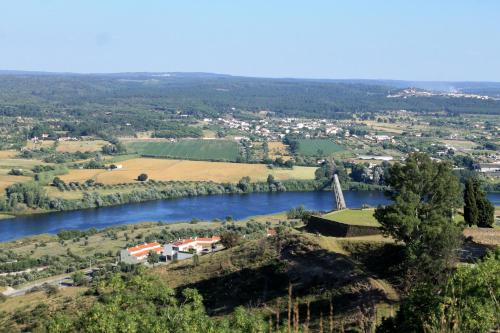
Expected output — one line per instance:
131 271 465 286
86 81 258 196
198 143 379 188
126 140 241 161
296 139 345 156
322 208 380 227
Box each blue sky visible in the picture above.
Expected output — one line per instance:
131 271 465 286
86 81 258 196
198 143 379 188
1 0 499 81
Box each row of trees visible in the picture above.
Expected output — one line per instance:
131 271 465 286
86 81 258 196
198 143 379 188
1 177 325 213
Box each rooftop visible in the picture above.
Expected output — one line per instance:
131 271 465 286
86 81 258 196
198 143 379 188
127 242 162 254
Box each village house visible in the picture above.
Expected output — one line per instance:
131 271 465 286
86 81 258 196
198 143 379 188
120 242 163 264
163 236 220 261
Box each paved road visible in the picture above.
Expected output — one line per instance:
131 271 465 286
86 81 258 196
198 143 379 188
2 269 93 297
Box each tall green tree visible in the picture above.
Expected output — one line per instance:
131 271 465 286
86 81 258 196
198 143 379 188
464 177 494 228
374 153 463 285
147 250 160 266
477 193 495 228
463 177 479 227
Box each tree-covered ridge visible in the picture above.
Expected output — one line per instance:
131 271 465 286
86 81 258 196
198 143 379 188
1 74 499 129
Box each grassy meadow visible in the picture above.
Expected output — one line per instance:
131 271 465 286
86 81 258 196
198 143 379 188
296 139 345 156
126 139 241 161
321 208 380 226
0 157 51 192
56 139 108 153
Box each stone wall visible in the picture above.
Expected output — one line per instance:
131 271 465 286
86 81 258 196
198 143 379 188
306 215 381 237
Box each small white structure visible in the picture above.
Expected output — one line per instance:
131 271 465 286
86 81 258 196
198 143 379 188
358 155 394 161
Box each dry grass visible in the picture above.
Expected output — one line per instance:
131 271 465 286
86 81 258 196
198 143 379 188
441 139 478 150
59 158 316 184
0 158 45 169
359 121 406 134
463 228 500 246
268 141 291 159
0 286 87 314
45 186 139 200
25 140 54 150
0 158 50 193
56 140 107 153
0 150 17 158
0 169 32 193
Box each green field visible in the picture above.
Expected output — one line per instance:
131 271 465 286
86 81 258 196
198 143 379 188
296 139 345 156
322 208 380 227
126 140 241 161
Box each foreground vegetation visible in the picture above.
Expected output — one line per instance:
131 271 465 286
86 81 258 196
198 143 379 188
0 69 498 331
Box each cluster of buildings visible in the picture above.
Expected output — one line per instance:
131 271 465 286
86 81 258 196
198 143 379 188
30 134 79 143
363 134 394 143
204 117 344 141
387 88 497 101
120 236 221 264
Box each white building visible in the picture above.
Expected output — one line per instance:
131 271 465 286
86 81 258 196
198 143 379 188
163 237 220 260
358 155 394 161
120 242 163 264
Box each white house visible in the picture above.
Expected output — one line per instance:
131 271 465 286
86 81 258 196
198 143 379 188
163 237 220 260
120 242 163 264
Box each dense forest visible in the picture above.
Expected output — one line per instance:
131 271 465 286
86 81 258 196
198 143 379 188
1 72 499 138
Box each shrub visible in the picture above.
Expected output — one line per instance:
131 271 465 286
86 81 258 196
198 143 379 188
8 169 24 176
220 231 241 248
137 173 148 182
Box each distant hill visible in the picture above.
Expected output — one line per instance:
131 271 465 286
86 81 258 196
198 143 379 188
0 71 499 130
1 69 499 92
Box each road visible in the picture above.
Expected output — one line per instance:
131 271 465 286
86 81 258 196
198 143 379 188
1 269 93 297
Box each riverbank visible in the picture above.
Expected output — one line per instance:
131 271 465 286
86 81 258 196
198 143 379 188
0 191 393 242
1 179 387 217
0 211 293 290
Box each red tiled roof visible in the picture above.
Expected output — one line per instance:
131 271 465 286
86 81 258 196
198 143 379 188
131 247 162 258
173 239 196 247
127 242 161 254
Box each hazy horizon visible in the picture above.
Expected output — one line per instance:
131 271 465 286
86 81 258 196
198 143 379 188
1 1 500 81
2 69 500 84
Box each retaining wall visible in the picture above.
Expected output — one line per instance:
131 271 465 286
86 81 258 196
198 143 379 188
306 215 381 237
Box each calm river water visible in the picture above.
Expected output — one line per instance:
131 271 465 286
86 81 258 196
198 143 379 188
0 191 498 242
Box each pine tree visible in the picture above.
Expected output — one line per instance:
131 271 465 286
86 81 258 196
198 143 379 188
374 153 463 285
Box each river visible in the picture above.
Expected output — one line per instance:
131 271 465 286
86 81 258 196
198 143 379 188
0 191 499 242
